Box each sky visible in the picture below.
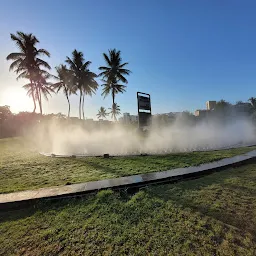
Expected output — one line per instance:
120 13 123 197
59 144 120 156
1 0 256 119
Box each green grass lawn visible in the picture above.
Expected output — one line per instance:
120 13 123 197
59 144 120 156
1 137 256 193
1 162 256 255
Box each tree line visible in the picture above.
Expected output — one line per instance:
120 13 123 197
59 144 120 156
6 31 131 120
0 106 114 139
1 98 256 138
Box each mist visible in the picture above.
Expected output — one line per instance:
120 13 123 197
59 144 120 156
32 114 256 156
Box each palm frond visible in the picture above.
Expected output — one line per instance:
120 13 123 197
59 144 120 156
101 84 111 98
81 61 91 70
98 66 110 71
36 58 51 70
8 58 23 71
98 71 110 79
119 62 129 68
14 63 27 73
114 84 127 93
41 88 51 101
37 48 50 57
117 74 128 83
16 71 27 80
103 53 112 66
10 33 26 52
65 57 77 71
6 52 25 60
86 71 97 78
119 68 131 75
72 50 84 67
51 82 63 92
22 83 33 89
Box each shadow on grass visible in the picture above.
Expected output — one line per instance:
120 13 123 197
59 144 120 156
1 160 256 239
0 196 93 224
146 165 256 236
84 160 122 176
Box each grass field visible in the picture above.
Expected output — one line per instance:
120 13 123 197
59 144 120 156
1 137 256 193
1 161 256 255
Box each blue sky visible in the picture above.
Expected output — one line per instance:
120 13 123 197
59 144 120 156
1 0 256 118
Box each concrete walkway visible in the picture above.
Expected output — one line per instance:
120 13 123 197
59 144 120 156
1 150 256 208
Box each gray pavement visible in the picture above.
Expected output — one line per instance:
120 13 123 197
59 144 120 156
1 150 256 206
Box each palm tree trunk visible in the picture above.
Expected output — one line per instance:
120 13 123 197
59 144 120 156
32 89 36 113
40 89 43 114
112 89 115 105
67 95 70 118
38 86 42 115
30 79 36 113
35 85 42 115
79 88 82 119
65 89 70 118
82 94 85 120
112 90 116 121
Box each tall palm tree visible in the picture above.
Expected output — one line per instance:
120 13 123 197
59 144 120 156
99 49 131 104
109 103 121 121
248 97 256 109
97 107 108 119
66 50 98 119
6 31 51 113
52 65 76 117
81 71 98 119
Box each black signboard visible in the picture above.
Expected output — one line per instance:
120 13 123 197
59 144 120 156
138 96 151 110
138 112 152 127
137 92 152 129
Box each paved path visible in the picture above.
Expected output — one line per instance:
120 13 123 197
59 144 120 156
1 150 256 207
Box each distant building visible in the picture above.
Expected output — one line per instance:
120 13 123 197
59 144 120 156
98 119 112 124
233 102 252 115
194 100 216 117
121 113 138 124
195 109 210 118
130 115 138 122
195 100 252 118
163 112 183 118
123 113 130 123
206 101 216 110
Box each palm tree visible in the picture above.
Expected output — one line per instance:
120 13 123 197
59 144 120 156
6 31 51 113
99 49 131 104
109 103 121 121
101 78 126 105
66 50 98 119
248 97 256 109
37 71 55 114
23 71 55 114
81 71 98 120
97 107 108 119
52 65 76 117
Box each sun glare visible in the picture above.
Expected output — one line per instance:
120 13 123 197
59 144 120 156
2 87 32 113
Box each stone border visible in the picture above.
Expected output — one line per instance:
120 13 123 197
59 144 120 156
39 143 256 158
1 149 256 210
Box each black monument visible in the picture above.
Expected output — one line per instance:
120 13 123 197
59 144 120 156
137 92 152 131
